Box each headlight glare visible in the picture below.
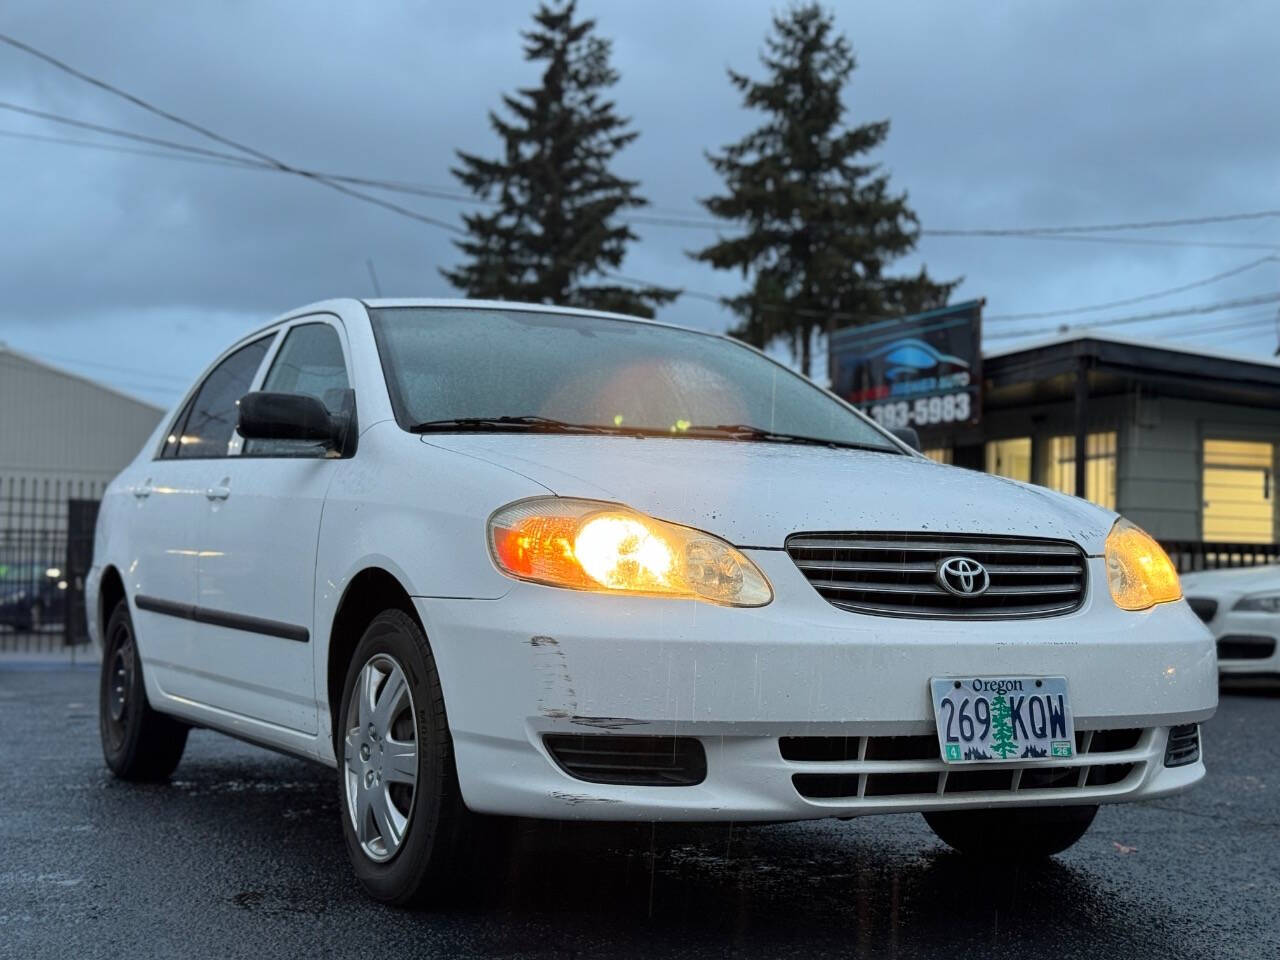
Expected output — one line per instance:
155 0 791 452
488 498 772 606
1104 518 1181 611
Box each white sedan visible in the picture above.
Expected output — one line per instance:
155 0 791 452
1183 565 1280 676
87 299 1216 905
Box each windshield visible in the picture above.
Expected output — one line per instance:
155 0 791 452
369 306 898 450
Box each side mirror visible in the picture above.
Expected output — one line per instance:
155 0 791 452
890 426 922 452
238 392 343 448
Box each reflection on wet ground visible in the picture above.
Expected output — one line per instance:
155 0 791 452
3 668 1277 959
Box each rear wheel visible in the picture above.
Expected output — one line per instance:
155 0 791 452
923 804 1098 860
99 599 188 780
336 609 478 905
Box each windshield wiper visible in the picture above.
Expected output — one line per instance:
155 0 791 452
408 415 631 435
681 423 902 454
409 416 900 452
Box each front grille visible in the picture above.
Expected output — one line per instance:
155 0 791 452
1164 724 1200 767
786 728 1145 802
543 734 706 786
1217 635 1276 660
1187 597 1218 624
786 532 1087 619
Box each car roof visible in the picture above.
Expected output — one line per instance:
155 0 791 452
360 298 668 327
223 297 729 359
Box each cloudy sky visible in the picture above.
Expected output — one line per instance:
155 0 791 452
1 1 1277 409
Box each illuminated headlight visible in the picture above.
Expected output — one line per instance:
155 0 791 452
488 498 772 607
1104 518 1181 611
1233 593 1280 613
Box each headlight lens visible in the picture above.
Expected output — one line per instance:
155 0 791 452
488 498 772 606
1233 593 1280 613
1104 518 1181 611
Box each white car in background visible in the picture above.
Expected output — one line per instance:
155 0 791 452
1183 565 1280 677
87 299 1217 906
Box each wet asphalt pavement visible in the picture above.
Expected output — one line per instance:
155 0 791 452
2 666 1278 960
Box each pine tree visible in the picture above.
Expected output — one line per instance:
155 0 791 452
691 4 958 376
989 695 1018 759
442 1 675 317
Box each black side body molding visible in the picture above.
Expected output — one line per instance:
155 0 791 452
135 594 309 643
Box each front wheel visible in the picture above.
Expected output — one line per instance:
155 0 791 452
336 609 478 905
99 599 188 780
923 804 1099 860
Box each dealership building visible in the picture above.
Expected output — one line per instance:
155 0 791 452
832 309 1280 568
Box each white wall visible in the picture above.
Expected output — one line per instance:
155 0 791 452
0 348 164 530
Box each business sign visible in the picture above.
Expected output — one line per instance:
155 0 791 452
830 300 983 428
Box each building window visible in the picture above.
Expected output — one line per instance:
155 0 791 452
922 447 953 465
985 437 1031 482
1044 432 1117 510
1203 440 1274 543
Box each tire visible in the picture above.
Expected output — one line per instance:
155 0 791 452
336 609 477 906
923 804 1099 861
99 598 189 780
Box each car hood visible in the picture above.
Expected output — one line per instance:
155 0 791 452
422 434 1116 552
1181 564 1280 597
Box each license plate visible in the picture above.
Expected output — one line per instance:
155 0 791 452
930 676 1075 764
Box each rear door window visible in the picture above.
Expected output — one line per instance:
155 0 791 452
159 395 196 459
173 336 274 459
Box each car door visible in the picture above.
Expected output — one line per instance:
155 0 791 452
130 336 275 697
191 318 353 735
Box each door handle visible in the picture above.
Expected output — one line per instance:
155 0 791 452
206 482 231 501
133 479 153 500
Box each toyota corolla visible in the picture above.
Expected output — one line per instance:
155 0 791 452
87 299 1217 904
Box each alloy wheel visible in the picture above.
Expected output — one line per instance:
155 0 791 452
343 653 419 862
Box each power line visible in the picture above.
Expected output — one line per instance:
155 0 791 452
12 347 192 384
5 31 1279 341
625 209 1280 237
0 102 499 202
926 232 1280 253
926 210 1280 236
0 33 465 236
0 101 263 167
984 292 1280 341
1165 311 1279 340
628 213 1280 251
0 127 266 170
7 93 1280 256
985 256 1280 322
981 312 1280 350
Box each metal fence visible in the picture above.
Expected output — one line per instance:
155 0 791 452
0 493 98 654
1161 540 1280 574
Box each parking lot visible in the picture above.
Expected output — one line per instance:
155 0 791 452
0 666 1275 959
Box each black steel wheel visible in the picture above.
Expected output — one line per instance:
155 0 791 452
98 598 188 780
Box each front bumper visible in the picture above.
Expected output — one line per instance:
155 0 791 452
1194 600 1280 676
416 553 1217 820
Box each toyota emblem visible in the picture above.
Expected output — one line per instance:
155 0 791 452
936 556 991 597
